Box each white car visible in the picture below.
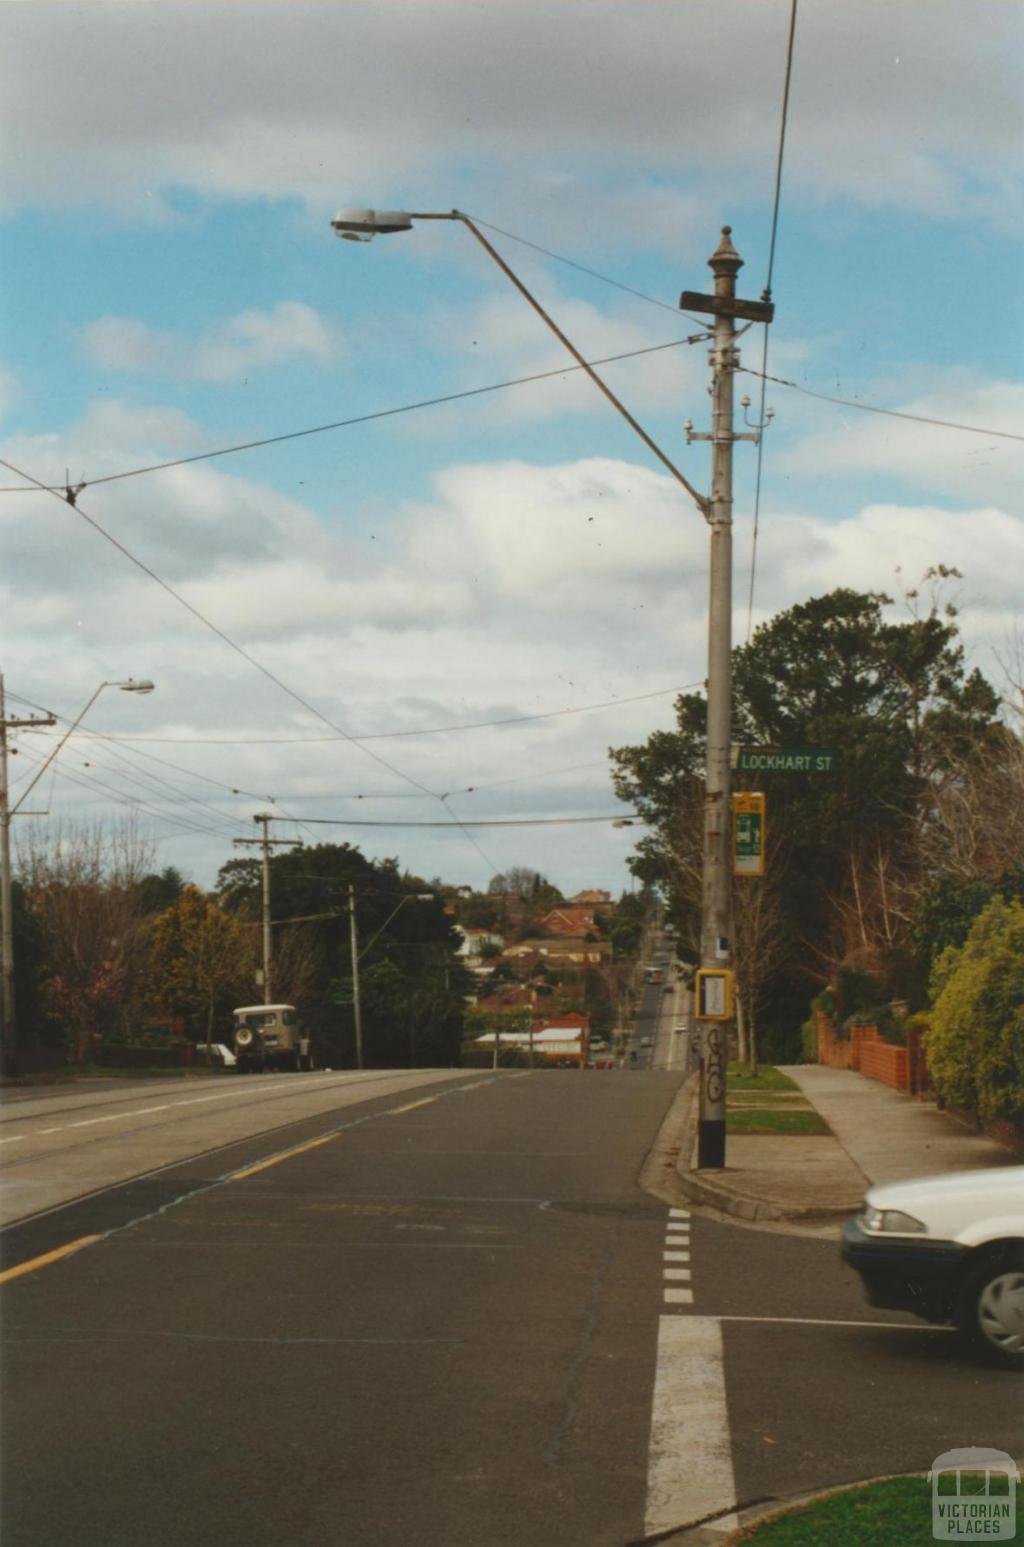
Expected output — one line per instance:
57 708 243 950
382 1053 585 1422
841 1167 1024 1367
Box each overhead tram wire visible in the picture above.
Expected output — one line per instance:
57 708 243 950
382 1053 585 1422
0 337 702 497
0 457 506 878
6 691 313 829
738 368 1024 443
746 0 799 643
12 745 245 843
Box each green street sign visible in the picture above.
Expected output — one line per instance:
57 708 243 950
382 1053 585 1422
737 746 838 775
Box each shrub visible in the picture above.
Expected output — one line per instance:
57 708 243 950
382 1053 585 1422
925 898 1024 1125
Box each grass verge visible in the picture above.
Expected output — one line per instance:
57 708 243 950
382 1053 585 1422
727 1062 799 1092
736 1475 1014 1544
726 1107 830 1135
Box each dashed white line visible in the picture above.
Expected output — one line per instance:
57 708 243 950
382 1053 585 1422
663 1251 690 1263
663 1288 694 1305
664 1268 692 1282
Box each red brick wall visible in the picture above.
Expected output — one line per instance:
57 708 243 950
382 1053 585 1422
858 1039 909 1091
815 1013 883 1071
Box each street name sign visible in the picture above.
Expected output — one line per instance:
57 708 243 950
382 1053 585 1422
679 289 775 324
733 791 765 877
736 746 838 774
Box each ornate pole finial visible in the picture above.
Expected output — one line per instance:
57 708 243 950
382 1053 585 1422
709 225 743 278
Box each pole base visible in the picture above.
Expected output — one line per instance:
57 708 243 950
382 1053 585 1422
696 1118 726 1169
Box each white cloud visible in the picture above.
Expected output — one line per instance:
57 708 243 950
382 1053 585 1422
4 398 1021 887
777 376 1024 509
82 302 340 382
1 3 1019 227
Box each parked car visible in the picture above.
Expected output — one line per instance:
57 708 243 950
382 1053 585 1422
841 1167 1024 1368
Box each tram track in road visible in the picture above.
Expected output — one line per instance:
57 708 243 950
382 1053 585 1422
0 1068 485 1234
0 1069 452 1169
0 1067 414 1129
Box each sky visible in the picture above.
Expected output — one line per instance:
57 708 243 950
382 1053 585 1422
1 0 1022 898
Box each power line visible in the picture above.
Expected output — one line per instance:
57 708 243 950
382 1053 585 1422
738 367 1024 443
746 0 799 643
465 213 706 323
0 337 699 497
0 456 505 876
262 813 642 829
41 683 698 746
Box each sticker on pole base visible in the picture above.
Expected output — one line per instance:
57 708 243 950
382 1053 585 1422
696 968 734 1020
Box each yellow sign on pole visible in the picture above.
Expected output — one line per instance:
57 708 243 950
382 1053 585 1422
733 791 766 877
696 968 734 1021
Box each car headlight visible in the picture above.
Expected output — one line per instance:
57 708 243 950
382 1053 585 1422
861 1205 927 1234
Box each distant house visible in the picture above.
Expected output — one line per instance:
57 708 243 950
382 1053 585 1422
539 906 604 938
474 1012 591 1066
473 985 538 1015
504 937 611 968
453 925 505 959
569 889 612 906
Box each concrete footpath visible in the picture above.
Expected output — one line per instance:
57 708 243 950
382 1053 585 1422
674 1064 1017 1226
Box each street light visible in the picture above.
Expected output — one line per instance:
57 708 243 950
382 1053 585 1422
333 209 772 1165
331 208 708 514
0 676 155 1075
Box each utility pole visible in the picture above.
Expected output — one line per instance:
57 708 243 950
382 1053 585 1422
0 675 56 1076
347 884 364 1070
681 228 774 1168
233 813 300 1008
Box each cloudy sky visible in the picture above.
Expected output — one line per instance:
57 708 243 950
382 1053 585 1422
1 0 1021 895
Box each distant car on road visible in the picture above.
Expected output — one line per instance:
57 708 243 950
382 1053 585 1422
233 1004 313 1073
841 1167 1024 1368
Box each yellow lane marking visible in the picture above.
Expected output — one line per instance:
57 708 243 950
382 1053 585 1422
387 1097 438 1115
0 1235 102 1285
228 1132 338 1182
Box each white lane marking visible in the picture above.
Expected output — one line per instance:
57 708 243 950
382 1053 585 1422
716 1314 950 1332
668 1208 690 1219
663 1288 694 1304
663 1251 690 1263
0 1135 25 1144
645 1315 737 1537
665 1234 689 1246
664 1269 691 1282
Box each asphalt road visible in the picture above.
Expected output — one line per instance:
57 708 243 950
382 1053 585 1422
1 1069 682 1547
2 1069 1020 1546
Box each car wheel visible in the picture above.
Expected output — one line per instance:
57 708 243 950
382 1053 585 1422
956 1250 1024 1369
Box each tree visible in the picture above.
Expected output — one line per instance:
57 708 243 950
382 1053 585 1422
926 897 1024 1126
150 885 249 1046
18 819 156 1062
610 583 1002 1043
216 843 465 1067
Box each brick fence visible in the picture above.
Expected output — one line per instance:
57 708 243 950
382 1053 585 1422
816 1011 931 1095
858 1037 909 1090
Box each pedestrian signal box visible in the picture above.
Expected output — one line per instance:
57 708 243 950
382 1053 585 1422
695 968 734 1021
